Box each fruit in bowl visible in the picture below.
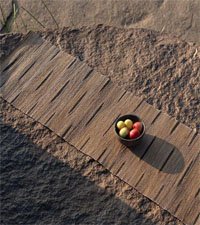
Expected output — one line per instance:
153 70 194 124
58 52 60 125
117 120 143 139
133 122 143 132
129 128 140 139
115 114 145 146
119 127 129 138
124 119 133 129
117 121 125 130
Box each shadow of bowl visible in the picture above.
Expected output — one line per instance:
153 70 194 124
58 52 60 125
125 133 185 174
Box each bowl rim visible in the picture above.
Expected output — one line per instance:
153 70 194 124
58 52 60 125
114 114 145 141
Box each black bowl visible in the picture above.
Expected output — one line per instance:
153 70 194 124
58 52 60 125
114 114 145 147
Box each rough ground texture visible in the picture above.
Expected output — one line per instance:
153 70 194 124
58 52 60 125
0 0 200 44
0 98 183 225
0 0 12 30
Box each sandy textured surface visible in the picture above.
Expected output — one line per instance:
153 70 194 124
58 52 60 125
0 98 183 225
0 0 200 44
0 0 12 29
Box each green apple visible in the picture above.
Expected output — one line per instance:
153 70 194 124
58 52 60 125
119 127 129 138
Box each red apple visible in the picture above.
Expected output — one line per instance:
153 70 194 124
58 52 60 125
129 128 140 139
133 122 143 132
